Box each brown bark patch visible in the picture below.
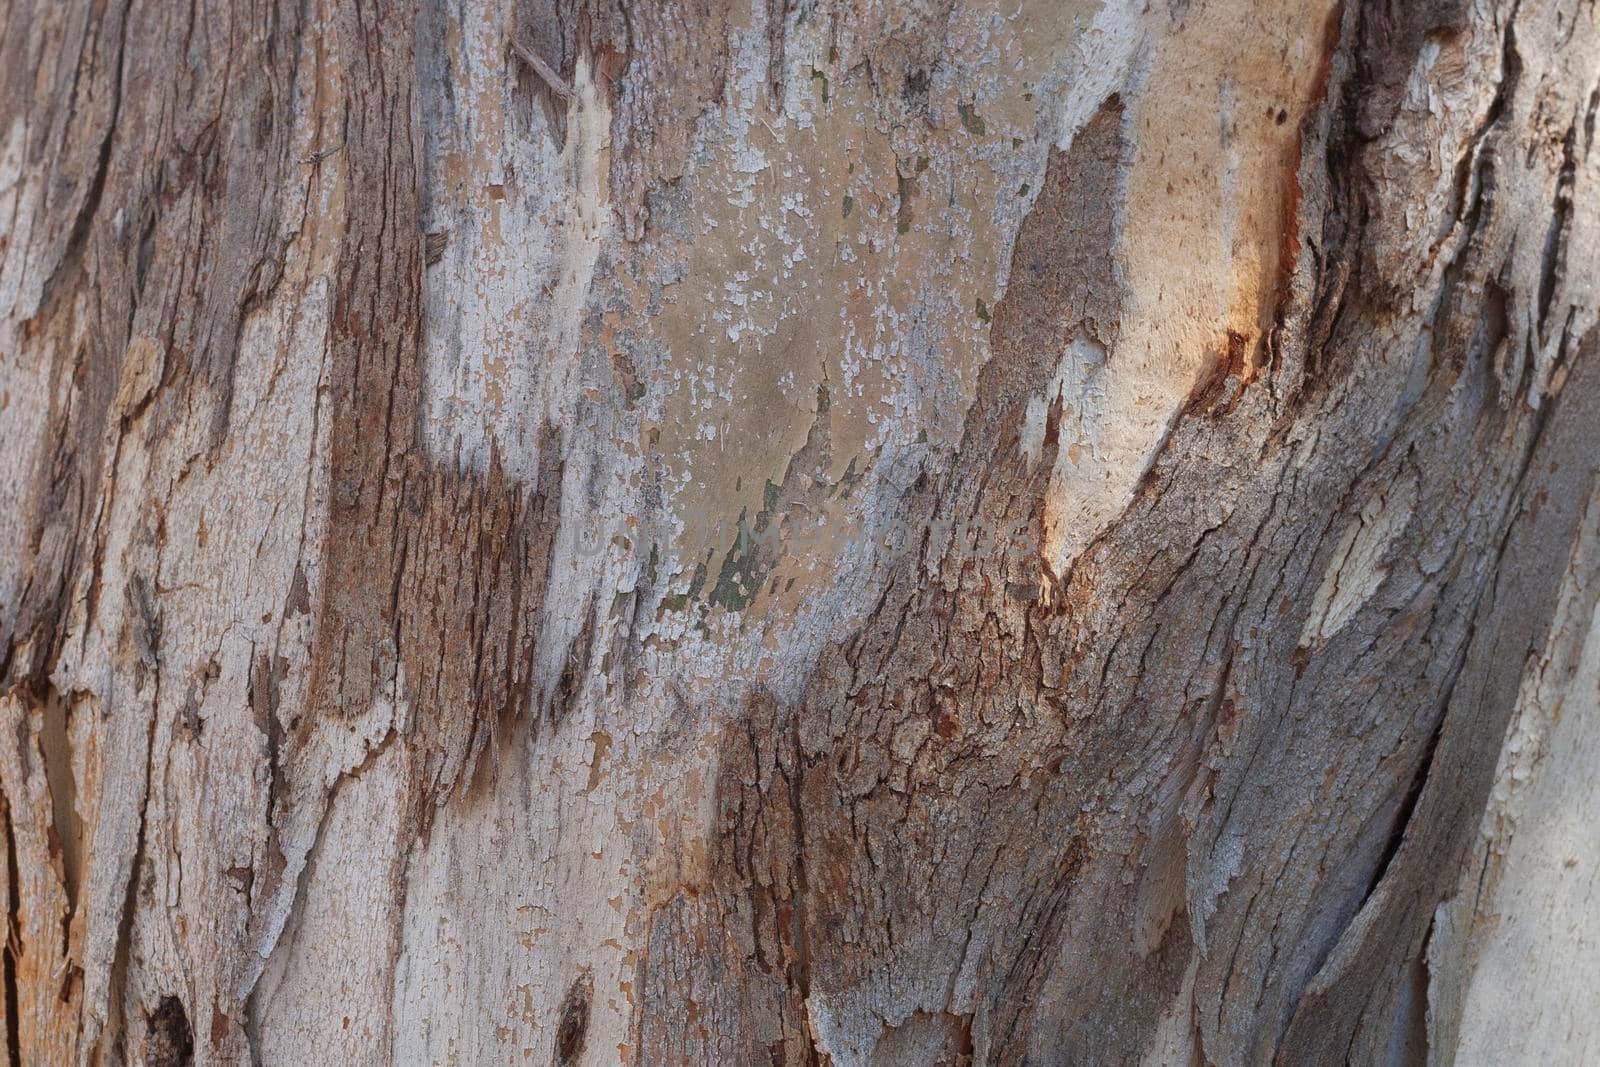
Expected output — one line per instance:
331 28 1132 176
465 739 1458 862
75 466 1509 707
144 994 193 1067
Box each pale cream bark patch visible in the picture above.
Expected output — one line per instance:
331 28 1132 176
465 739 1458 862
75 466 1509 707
1301 470 1422 647
1037 0 1341 575
1431 489 1600 1064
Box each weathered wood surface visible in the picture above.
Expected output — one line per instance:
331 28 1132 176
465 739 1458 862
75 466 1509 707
2 0 1597 1063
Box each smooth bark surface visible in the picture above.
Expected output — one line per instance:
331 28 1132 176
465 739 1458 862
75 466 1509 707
2 0 1598 1063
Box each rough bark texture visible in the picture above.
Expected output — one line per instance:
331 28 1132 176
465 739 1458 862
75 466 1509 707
2 0 1598 1064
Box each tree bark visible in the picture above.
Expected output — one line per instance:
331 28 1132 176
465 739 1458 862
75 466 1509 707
2 0 1598 1063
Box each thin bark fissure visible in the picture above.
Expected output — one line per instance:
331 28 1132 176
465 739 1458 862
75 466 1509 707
2 789 22 1067
106 649 164 1064
34 2 132 321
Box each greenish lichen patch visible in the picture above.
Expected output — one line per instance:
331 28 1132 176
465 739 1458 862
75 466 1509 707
708 474 796 614
709 509 767 612
896 166 920 236
958 101 987 136
833 456 863 498
657 554 710 617
810 67 831 104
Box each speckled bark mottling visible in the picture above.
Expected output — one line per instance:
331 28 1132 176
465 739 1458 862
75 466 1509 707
2 0 1598 1064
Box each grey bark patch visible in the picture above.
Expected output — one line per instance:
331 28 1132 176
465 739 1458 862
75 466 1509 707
988 92 1127 410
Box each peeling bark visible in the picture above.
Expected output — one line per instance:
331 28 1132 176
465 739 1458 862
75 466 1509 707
3 0 1599 1064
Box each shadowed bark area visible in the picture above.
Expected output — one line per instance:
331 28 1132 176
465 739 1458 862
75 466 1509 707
2 0 1597 1063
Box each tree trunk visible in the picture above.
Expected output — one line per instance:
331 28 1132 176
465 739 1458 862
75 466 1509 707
3 0 1598 1063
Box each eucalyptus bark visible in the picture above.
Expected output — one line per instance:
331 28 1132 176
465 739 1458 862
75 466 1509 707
2 0 1598 1064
